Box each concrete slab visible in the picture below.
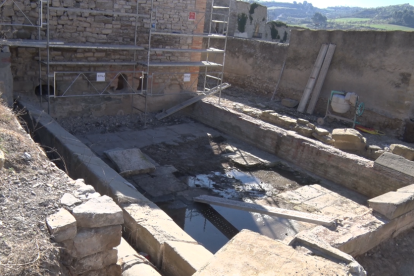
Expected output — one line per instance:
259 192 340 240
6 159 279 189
162 241 213 276
85 133 125 144
105 148 156 176
368 191 414 219
222 150 279 168
193 230 362 276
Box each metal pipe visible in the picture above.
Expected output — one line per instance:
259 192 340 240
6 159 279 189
271 61 286 101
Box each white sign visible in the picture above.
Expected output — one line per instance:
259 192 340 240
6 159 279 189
97 72 105 82
183 73 191 82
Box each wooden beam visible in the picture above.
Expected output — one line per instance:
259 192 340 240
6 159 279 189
194 195 337 227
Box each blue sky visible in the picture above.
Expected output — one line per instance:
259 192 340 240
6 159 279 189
260 0 414 8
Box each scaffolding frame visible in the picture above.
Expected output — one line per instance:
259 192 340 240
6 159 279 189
0 0 231 118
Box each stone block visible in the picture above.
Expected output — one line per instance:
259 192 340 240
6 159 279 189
368 191 414 219
46 208 77 242
260 112 297 129
397 184 414 193
60 193 82 207
312 132 335 146
104 148 156 176
296 118 309 125
390 144 414 161
62 225 122 258
281 98 299 108
314 127 329 136
162 241 213 276
193 229 361 276
79 264 121 276
0 149 4 169
72 195 124 228
374 152 414 178
332 128 366 152
72 249 118 274
294 125 313 137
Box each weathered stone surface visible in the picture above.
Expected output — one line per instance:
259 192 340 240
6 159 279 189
368 191 414 219
73 249 118 274
296 118 309 125
314 127 329 136
60 193 82 207
72 195 124 228
294 125 313 137
260 112 297 129
374 152 414 178
162 241 213 276
79 264 121 276
105 148 156 176
312 133 335 146
390 144 414 161
46 208 77 242
242 108 260 117
76 185 95 195
63 225 122 258
397 184 414 193
117 238 162 276
0 149 4 169
281 98 299 108
332 128 366 152
193 230 361 276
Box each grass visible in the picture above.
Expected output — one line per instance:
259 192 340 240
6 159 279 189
330 18 371 23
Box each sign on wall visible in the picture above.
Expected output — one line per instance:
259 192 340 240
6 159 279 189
189 12 196 21
96 72 105 82
183 73 191 82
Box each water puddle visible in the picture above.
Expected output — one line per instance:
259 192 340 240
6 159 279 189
159 201 299 253
186 169 273 199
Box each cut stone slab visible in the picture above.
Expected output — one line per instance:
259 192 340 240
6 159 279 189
397 184 414 193
162 241 213 276
294 125 313 138
332 128 366 152
193 230 362 276
368 191 414 219
105 148 156 176
63 225 122 258
72 195 124 228
374 152 414 178
281 98 299 108
390 144 414 161
60 193 82 207
71 249 118 274
46 208 77 242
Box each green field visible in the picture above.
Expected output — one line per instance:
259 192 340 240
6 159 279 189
329 18 414 31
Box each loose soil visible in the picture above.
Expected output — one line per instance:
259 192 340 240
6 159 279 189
0 102 77 275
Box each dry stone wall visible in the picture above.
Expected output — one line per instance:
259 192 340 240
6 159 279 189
46 179 124 276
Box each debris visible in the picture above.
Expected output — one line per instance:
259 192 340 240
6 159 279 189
281 98 299 108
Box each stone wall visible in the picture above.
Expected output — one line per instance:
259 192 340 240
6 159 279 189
46 181 124 276
1 0 207 99
210 30 414 133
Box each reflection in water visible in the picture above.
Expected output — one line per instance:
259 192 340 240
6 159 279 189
160 201 299 253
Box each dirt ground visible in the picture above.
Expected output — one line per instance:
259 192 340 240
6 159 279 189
0 101 76 275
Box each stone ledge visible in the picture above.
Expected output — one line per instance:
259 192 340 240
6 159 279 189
368 191 414 220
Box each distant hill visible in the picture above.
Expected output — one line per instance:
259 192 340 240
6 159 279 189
257 1 414 30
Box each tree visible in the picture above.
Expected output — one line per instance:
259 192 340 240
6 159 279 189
312 12 327 25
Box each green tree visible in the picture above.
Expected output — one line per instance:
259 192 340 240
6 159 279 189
312 12 327 25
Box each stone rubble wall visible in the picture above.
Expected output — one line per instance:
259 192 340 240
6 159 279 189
46 179 124 276
1 0 207 97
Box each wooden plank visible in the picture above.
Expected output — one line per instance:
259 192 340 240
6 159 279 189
194 195 337 227
297 43 329 113
306 43 337 114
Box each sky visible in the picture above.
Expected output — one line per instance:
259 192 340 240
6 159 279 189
260 0 414 9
